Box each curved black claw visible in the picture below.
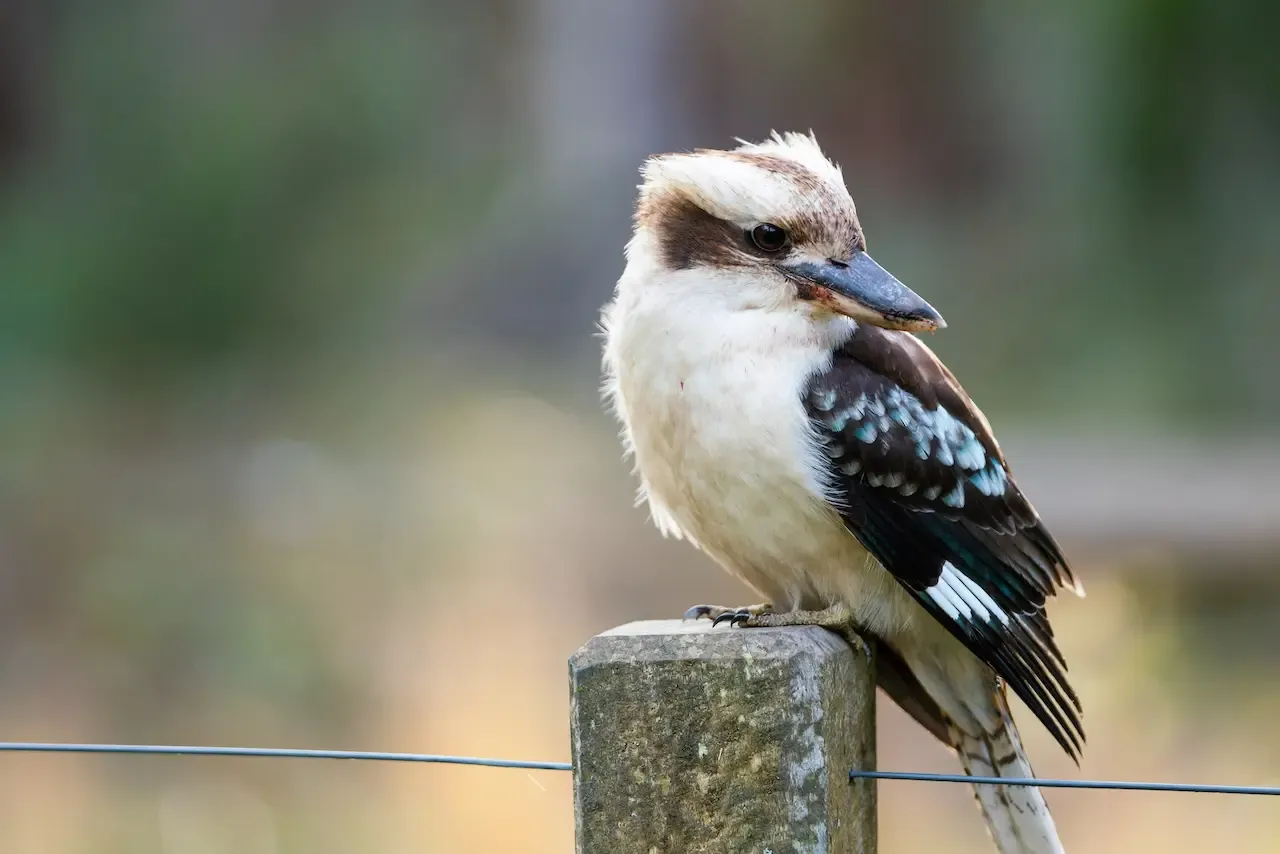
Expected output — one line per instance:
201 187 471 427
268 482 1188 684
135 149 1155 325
711 608 753 628
683 605 716 621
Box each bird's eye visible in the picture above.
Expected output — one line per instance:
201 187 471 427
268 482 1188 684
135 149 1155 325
749 223 788 253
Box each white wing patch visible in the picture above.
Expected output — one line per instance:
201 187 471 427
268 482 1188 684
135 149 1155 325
925 562 1010 626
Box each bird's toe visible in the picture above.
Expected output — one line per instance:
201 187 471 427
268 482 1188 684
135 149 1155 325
711 608 745 627
711 607 761 628
683 602 772 623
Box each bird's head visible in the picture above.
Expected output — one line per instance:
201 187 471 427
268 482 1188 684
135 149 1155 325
625 132 945 333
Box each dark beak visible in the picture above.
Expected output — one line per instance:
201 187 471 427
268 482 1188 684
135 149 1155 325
784 252 946 332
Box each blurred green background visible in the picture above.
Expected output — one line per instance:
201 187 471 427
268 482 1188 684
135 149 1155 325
1 1 1279 851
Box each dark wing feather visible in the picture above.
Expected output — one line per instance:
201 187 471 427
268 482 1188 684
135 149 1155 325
807 325 1085 759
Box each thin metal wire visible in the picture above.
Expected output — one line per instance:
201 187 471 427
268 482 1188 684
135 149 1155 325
0 743 571 771
849 769 1280 797
3 743 1278 796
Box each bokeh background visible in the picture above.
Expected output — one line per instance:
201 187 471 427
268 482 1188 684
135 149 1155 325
2 1 1280 851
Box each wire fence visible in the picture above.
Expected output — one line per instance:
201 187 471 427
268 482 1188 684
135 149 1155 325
0 743 570 771
3 742 1278 797
847 769 1280 797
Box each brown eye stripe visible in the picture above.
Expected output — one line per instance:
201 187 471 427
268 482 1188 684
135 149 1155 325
641 196 746 270
640 195 863 271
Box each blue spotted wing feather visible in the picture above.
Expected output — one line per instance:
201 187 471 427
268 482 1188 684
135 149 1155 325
808 325 1084 759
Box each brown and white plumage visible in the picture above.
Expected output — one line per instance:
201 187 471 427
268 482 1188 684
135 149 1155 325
601 132 1085 853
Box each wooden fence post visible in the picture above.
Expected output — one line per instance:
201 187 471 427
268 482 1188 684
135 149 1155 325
569 619 876 854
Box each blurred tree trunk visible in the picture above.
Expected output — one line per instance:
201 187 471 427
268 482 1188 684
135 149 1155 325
456 0 693 351
0 0 45 175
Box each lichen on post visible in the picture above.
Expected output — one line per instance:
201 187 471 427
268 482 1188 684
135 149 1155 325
570 619 876 854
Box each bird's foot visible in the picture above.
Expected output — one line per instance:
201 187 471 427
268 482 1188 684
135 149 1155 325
682 602 774 627
735 602 873 663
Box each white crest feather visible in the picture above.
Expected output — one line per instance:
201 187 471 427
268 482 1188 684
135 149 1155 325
637 130 853 231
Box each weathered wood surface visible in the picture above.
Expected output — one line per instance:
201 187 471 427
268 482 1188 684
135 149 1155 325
570 619 876 854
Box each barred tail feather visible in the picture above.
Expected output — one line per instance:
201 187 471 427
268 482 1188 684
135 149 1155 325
951 706 1065 854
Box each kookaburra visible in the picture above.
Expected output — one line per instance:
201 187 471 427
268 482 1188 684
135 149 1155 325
601 132 1084 854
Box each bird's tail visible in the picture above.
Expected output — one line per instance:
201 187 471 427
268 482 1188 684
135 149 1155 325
951 698 1065 854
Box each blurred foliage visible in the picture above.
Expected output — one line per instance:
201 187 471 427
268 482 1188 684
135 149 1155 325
0 0 507 393
1104 0 1280 211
